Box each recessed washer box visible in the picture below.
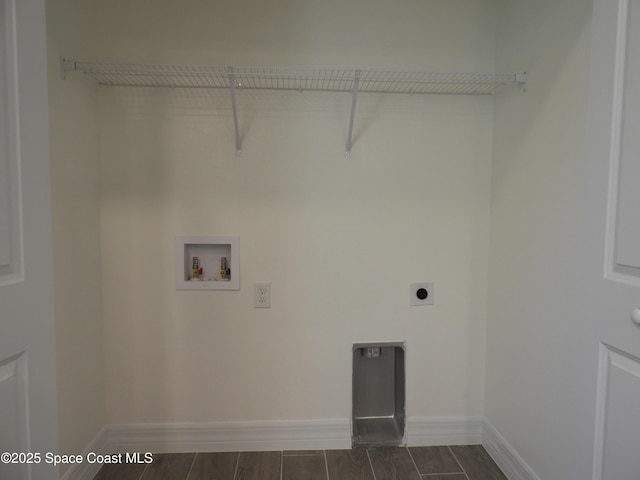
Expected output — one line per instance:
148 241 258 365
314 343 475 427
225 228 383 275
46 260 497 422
175 235 239 290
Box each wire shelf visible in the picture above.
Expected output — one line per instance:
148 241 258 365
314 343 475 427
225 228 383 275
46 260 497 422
61 59 526 156
65 61 525 96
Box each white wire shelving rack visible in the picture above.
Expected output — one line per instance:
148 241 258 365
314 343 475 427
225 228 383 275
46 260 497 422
61 59 527 157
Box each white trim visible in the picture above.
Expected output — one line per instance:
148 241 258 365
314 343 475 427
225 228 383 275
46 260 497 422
592 342 611 480
61 416 485 468
58 427 109 480
406 416 484 446
0 0 25 286
60 417 545 479
603 0 626 281
483 419 541 480
603 0 640 286
107 416 485 453
107 419 351 453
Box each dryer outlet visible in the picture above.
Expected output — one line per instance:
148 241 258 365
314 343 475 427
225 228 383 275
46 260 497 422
410 283 434 306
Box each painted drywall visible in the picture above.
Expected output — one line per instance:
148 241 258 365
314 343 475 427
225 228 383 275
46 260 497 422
45 0 640 474
46 0 106 471
486 1 607 478
91 0 498 425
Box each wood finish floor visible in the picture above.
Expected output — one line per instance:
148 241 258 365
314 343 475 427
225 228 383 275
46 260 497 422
93 445 508 480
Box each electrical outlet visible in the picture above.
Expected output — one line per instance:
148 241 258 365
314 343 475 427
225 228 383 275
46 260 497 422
410 282 434 306
253 282 271 308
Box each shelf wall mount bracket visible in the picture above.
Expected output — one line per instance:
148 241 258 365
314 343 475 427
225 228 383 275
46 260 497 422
59 57 76 80
227 67 242 156
516 71 529 92
345 70 361 159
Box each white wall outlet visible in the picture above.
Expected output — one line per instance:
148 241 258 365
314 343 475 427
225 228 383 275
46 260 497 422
410 282 434 306
253 282 271 308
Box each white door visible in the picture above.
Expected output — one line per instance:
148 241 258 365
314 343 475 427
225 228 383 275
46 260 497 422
0 0 59 479
590 0 640 479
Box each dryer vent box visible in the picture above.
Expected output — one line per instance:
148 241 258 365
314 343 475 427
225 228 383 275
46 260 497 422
352 342 406 447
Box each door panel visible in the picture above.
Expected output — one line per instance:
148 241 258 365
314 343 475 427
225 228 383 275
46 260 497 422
592 0 640 478
0 0 21 282
615 0 640 273
0 0 59 478
0 353 29 480
606 0 640 281
594 345 640 480
0 0 9 270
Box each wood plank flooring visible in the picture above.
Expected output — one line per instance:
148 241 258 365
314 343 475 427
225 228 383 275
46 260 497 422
93 445 508 480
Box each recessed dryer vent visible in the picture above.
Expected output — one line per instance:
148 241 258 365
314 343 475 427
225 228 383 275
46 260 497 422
352 342 406 447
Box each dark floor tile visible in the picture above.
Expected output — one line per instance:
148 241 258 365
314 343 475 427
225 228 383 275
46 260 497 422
93 461 148 480
326 449 375 480
235 451 282 480
449 445 507 480
421 475 467 480
187 452 238 480
282 454 327 480
92 446 505 480
409 446 464 475
140 453 195 480
367 447 422 480
283 450 324 456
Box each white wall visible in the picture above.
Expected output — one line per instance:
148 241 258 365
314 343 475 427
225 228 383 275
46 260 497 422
91 0 497 425
486 1 596 478
48 2 628 476
46 0 106 471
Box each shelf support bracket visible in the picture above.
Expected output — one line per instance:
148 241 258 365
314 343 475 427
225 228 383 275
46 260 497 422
227 67 242 156
516 71 529 92
59 58 76 80
345 70 361 159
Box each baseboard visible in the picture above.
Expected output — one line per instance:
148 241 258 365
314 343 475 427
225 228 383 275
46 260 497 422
406 416 484 446
59 416 527 480
105 416 486 454
106 418 352 453
482 419 542 480
58 427 108 480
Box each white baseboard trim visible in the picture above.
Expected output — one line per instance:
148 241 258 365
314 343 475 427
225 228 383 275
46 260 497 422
407 416 484 446
482 419 541 480
59 417 538 480
58 427 108 480
106 418 352 453
105 416 485 454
